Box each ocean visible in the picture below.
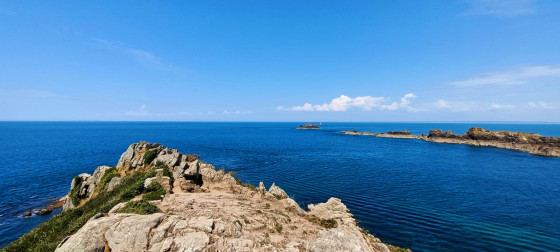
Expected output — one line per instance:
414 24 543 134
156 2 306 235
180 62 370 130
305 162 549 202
0 122 559 251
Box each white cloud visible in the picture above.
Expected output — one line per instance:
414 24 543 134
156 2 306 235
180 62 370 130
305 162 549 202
489 103 515 110
125 104 214 117
463 0 536 16
434 99 472 112
223 110 253 115
126 104 149 116
0 88 66 98
279 93 417 112
450 65 560 86
92 38 171 70
528 101 549 109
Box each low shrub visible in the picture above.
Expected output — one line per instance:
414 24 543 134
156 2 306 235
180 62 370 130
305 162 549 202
143 149 158 165
69 176 83 206
306 215 338 229
234 177 257 191
274 222 283 233
142 181 166 201
117 199 160 215
120 179 145 201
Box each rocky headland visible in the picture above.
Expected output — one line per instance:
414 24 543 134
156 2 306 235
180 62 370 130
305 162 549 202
4 142 406 252
343 127 560 157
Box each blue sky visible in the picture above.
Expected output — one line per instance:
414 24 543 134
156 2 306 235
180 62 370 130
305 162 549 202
1 0 559 122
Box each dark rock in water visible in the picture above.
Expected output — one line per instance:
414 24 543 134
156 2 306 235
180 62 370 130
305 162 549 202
297 123 320 129
23 211 32 217
386 130 411 135
36 207 53 215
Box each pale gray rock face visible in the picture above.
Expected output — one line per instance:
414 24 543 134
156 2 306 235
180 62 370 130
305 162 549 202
107 177 121 191
268 182 288 199
105 213 165 252
65 165 111 211
258 181 266 194
154 147 182 167
309 228 385 252
116 141 163 172
108 202 126 214
56 214 131 252
83 165 110 198
62 196 74 211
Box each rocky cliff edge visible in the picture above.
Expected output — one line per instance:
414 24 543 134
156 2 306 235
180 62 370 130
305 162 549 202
55 142 400 252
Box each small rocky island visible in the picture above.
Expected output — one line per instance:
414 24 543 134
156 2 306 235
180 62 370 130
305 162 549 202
5 142 406 252
343 127 560 157
297 123 320 129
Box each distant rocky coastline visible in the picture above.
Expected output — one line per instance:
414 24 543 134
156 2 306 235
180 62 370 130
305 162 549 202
343 127 560 157
297 123 320 129
5 141 406 252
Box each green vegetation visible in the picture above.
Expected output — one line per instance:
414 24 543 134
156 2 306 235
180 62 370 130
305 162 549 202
96 167 120 193
142 181 166 201
143 149 158 165
117 199 160 215
69 176 83 206
234 177 257 191
274 222 283 233
264 203 270 209
120 179 145 201
306 215 338 229
155 161 174 187
319 218 338 229
272 193 285 200
2 171 155 252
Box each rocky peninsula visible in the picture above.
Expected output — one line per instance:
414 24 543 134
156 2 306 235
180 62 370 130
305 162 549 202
4 142 405 252
343 127 560 157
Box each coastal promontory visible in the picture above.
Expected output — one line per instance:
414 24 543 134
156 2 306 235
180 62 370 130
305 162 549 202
342 127 560 157
4 142 404 252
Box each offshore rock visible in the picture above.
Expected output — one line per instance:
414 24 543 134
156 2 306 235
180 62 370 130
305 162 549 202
366 127 560 157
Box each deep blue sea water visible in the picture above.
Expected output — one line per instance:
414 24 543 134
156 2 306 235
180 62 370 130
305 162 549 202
1 122 560 251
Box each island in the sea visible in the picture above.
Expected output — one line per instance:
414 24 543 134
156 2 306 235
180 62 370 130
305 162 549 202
4 142 407 252
297 123 320 129
342 127 560 157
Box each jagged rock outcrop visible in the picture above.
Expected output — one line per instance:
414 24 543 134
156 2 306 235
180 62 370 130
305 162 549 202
62 166 111 210
55 142 396 252
365 127 560 157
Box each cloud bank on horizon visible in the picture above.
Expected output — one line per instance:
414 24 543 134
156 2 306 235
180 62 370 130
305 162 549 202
278 94 417 112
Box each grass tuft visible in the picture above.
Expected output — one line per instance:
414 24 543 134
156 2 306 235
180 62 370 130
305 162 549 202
274 222 283 233
142 181 166 201
117 199 160 215
2 171 154 252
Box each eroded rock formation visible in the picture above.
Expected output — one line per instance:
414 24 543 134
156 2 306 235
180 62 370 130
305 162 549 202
56 142 397 252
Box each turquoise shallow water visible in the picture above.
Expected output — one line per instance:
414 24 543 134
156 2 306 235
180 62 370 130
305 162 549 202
1 122 559 251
